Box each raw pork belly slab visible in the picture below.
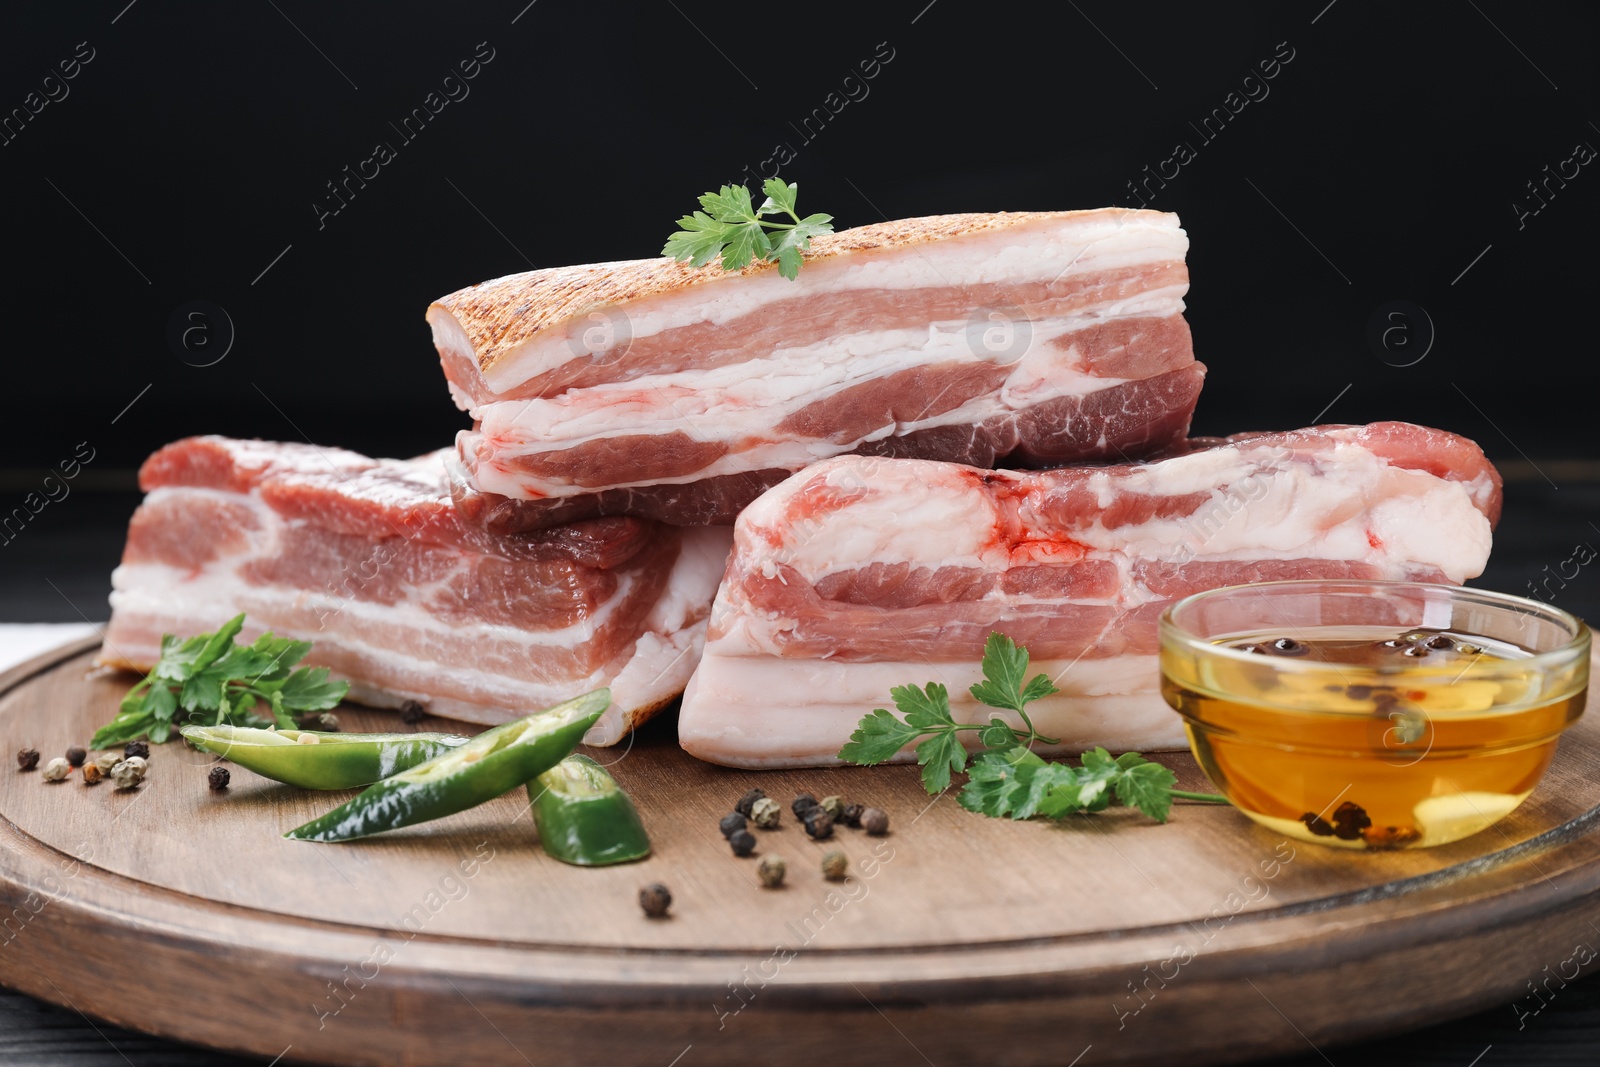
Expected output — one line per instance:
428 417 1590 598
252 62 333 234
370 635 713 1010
99 437 731 744
679 422 1503 768
428 208 1203 531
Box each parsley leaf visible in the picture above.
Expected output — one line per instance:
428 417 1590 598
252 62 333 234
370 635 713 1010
91 615 348 748
663 178 834 280
837 630 1228 827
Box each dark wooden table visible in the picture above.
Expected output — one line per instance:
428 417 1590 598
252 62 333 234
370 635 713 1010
2 477 1596 1067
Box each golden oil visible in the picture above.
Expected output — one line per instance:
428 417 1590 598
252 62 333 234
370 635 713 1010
1161 626 1587 849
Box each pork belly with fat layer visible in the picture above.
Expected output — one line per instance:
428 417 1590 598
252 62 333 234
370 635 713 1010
100 436 731 744
678 422 1503 767
429 208 1203 530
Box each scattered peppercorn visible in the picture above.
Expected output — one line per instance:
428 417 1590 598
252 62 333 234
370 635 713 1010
111 756 147 790
1402 645 1429 658
639 883 672 918
750 797 782 829
208 766 231 792
803 809 834 840
399 700 426 724
315 713 340 732
841 802 865 828
719 812 747 838
1425 634 1455 650
729 828 757 857
820 795 845 819
1269 637 1306 655
92 751 121 776
734 788 766 817
1331 801 1371 842
81 763 103 785
861 807 890 836
1455 642 1485 656
821 850 849 881
124 741 150 760
16 748 39 772
756 854 786 888
791 793 819 818
41 757 71 782
65 746 86 768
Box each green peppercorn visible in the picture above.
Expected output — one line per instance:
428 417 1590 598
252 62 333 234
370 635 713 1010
821 850 849 881
735 788 766 817
820 795 845 819
719 812 747 838
750 796 782 829
729 829 757 857
639 883 672 918
861 807 889 835
757 854 786 888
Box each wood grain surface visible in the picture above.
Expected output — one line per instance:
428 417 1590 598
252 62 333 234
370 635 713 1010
1 636 1598 1067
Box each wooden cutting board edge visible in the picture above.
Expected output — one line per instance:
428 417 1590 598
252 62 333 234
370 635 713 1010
2 636 1598 1067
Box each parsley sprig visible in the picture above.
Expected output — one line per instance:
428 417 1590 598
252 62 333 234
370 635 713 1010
662 179 833 280
837 633 1227 823
92 615 347 748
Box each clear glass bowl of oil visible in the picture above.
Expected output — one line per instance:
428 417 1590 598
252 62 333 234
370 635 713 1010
1160 581 1590 850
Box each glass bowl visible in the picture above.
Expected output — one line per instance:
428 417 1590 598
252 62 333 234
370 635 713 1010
1159 580 1590 850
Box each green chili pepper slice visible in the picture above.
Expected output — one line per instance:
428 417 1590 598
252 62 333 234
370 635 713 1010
179 724 471 790
285 689 609 843
529 754 651 866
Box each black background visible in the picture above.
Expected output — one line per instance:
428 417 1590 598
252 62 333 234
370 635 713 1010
1 1 1595 468
1 2 1599 1064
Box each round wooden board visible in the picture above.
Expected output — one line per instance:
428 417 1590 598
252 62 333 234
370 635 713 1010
2 638 1599 1067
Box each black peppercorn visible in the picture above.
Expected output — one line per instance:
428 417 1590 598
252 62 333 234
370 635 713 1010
1299 812 1335 837
16 748 39 772
803 810 834 840
734 788 766 817
719 812 747 838
729 829 757 856
841 803 865 828
65 746 86 768
791 793 819 817
124 741 150 760
1425 634 1455 650
1331 802 1372 842
208 766 231 792
1269 637 1306 655
399 700 426 724
861 807 890 836
639 883 672 918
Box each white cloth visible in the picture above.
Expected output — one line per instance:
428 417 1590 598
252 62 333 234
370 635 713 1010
0 623 100 673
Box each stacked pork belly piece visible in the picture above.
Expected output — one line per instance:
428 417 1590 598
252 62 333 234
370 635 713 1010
104 204 1504 761
428 208 1203 530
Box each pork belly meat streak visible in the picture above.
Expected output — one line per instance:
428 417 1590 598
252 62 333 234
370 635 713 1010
679 423 1504 768
429 208 1203 531
99 437 731 743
